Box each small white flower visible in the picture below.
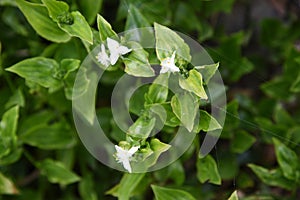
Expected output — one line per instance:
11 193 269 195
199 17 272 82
160 51 180 74
107 38 132 65
115 145 139 173
96 44 110 67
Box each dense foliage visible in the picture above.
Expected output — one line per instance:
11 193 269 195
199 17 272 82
0 0 300 199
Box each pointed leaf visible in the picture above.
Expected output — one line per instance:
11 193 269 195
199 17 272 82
16 0 70 43
171 93 199 132
6 57 62 92
125 4 150 30
78 0 102 25
179 69 207 99
145 73 169 104
151 185 196 200
97 14 117 41
127 117 156 139
228 191 239 200
0 173 19 195
197 154 221 185
195 62 219 84
248 164 295 190
37 159 80 185
59 11 93 44
231 131 256 153
123 42 154 77
273 138 299 180
196 110 222 132
154 22 191 62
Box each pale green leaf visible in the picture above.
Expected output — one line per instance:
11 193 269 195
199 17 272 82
127 117 156 139
16 0 70 43
171 92 199 132
123 42 154 77
196 110 222 132
179 69 208 99
195 62 219 84
6 57 62 93
97 14 117 41
0 106 19 158
59 11 93 44
154 22 191 62
0 173 19 195
41 0 69 22
228 191 239 200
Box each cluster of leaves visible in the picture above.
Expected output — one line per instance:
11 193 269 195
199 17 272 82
0 0 300 200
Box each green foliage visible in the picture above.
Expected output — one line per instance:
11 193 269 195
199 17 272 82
1 0 300 199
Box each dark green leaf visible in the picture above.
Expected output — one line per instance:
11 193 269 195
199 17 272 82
248 164 295 190
231 131 256 153
273 138 299 180
20 121 76 150
78 0 102 25
197 154 221 185
5 88 25 109
37 159 80 185
151 185 196 200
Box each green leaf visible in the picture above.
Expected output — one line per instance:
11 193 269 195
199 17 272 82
195 62 219 84
37 159 80 185
145 73 169 104
0 106 19 158
151 185 196 200
171 92 199 132
273 138 299 180
79 174 98 200
41 0 69 22
290 72 300 92
248 164 295 190
6 57 62 93
228 191 239 200
196 110 222 132
197 154 221 185
16 0 70 43
97 14 117 41
127 117 156 139
5 88 25 109
125 4 150 30
150 104 180 127
154 22 191 62
20 121 76 150
108 173 145 200
56 58 80 79
231 131 256 153
58 11 93 44
179 69 208 99
123 42 154 77
78 0 102 25
0 172 19 195
261 77 291 100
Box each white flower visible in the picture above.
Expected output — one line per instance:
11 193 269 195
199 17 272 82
160 51 180 74
96 44 110 67
107 38 132 65
115 145 139 173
